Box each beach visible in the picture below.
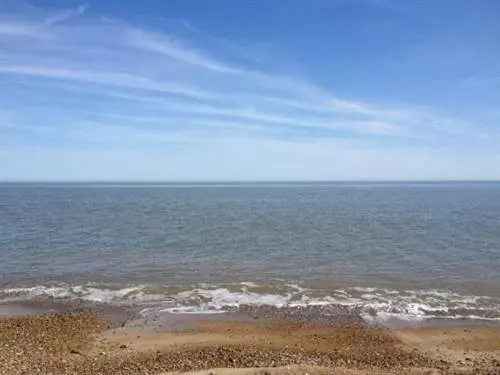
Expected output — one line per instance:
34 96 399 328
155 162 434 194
1 305 500 375
1 183 499 373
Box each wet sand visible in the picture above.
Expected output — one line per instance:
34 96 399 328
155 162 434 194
1 306 500 375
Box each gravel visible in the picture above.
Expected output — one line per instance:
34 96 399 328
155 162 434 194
0 308 499 375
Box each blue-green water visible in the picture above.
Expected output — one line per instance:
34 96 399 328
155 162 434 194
1 182 499 322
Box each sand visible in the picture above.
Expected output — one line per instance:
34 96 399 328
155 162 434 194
0 311 499 375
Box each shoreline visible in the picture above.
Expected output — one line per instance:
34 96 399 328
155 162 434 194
2 297 500 331
2 281 499 324
1 303 500 374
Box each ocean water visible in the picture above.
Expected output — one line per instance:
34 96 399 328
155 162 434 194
1 182 499 322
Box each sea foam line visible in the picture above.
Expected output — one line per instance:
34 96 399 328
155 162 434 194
1 283 499 322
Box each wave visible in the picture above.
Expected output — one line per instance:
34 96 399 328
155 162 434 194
0 285 160 304
1 283 499 323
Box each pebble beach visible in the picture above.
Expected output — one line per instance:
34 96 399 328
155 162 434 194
1 304 500 375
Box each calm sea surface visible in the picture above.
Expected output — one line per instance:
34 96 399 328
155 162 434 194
1 182 499 321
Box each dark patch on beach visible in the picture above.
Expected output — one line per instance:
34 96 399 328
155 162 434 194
0 298 141 328
234 304 366 326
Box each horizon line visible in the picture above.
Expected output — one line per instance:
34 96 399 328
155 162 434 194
1 179 499 184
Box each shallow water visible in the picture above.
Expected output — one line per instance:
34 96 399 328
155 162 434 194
1 181 499 322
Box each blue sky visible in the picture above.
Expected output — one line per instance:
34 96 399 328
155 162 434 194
0 0 499 180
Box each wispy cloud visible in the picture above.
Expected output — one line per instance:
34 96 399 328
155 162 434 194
0 65 211 99
0 21 44 38
43 1 89 27
1 0 491 181
127 28 240 74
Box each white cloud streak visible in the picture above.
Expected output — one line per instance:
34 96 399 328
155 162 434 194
43 1 89 26
0 0 487 181
0 65 211 99
127 28 239 73
0 22 44 38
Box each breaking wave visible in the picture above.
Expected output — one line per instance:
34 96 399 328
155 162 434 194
1 283 499 323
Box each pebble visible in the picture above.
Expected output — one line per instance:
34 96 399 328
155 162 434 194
0 308 499 375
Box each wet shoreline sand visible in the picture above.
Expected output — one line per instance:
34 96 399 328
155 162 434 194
1 303 500 374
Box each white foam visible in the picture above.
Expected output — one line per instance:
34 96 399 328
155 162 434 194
0 285 146 303
285 283 309 293
174 288 291 308
352 287 378 293
2 283 499 322
2 286 73 300
160 306 227 315
240 282 260 288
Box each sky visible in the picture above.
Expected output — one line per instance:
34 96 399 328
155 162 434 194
0 0 499 181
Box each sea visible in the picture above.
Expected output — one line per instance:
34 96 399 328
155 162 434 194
1 181 499 323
